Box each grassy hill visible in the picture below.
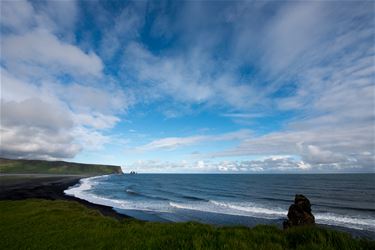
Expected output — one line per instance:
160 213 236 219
0 158 123 175
0 199 373 250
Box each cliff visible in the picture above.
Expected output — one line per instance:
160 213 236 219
0 158 123 175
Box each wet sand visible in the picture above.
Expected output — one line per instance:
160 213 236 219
0 174 129 220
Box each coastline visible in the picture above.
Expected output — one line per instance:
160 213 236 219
1 174 374 240
0 174 129 220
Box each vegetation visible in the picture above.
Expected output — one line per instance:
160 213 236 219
1 200 373 250
0 158 122 175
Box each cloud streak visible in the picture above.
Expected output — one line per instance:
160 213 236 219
0 1 373 172
135 130 252 152
2 29 103 77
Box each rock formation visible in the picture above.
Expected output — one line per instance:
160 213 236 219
283 194 315 229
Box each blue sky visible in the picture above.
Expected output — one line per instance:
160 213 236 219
1 0 374 173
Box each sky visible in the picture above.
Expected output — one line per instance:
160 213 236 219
0 0 374 173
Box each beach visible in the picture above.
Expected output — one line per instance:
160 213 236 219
0 174 129 220
63 174 375 238
1 173 374 249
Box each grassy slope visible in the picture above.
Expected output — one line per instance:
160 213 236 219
0 158 122 175
0 200 373 250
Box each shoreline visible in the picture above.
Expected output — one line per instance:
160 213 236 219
1 174 374 240
0 174 129 220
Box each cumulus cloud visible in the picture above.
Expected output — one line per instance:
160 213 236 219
2 98 73 131
216 157 312 173
125 156 312 173
0 0 128 160
0 0 140 160
0 97 80 160
298 144 349 165
0 125 81 160
0 67 127 160
209 125 374 172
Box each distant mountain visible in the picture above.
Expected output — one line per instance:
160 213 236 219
0 158 123 175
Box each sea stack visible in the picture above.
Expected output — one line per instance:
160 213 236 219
283 194 315 229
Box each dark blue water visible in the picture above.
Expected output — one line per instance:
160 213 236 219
65 174 375 236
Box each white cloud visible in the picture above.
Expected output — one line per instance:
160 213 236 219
73 113 120 130
0 97 80 160
0 66 125 160
59 83 132 114
203 1 374 171
35 0 78 35
0 0 131 161
2 29 103 77
0 0 35 32
298 144 349 165
124 42 214 104
98 2 146 59
0 125 81 160
125 157 312 173
136 129 251 152
209 124 374 171
261 2 327 74
1 0 79 39
137 136 205 151
123 42 261 111
221 113 264 119
1 1 374 171
2 98 73 131
72 127 111 151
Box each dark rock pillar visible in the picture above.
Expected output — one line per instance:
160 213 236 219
283 194 315 229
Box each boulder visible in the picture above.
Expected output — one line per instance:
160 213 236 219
283 194 315 229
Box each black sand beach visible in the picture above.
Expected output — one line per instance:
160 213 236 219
1 174 374 240
1 173 374 250
0 174 129 220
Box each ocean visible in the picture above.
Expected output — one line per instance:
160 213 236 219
65 174 375 238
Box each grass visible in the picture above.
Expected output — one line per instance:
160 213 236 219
0 158 122 175
0 200 373 250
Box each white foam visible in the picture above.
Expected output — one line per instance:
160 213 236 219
210 200 286 217
315 213 375 231
170 200 375 231
64 175 126 208
126 189 137 195
65 178 375 231
64 176 171 213
169 200 286 219
64 175 104 196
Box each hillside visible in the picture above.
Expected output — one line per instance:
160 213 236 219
0 158 123 175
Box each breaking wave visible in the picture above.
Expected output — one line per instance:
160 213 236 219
65 175 375 232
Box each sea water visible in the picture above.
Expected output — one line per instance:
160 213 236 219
65 174 375 237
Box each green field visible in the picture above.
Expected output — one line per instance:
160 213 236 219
0 199 373 250
0 158 122 175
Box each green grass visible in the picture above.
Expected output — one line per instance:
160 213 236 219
0 158 122 175
0 200 373 250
